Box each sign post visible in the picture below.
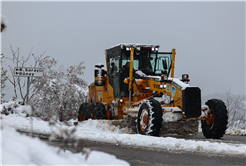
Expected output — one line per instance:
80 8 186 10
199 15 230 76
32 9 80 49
14 67 44 105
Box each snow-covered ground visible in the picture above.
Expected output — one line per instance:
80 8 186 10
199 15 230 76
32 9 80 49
1 123 129 165
1 113 245 158
0 114 129 166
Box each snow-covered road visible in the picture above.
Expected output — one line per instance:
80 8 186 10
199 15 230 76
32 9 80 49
2 113 245 157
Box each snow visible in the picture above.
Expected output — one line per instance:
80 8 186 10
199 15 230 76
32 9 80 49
109 43 160 50
135 70 147 77
15 105 33 115
0 98 23 113
74 84 88 94
162 112 182 123
171 78 190 90
138 74 191 90
1 124 129 165
226 128 246 136
2 113 245 157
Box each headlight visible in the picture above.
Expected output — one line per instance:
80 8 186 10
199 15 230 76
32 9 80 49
160 84 166 89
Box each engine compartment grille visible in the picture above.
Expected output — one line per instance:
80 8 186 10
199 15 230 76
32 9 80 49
182 87 201 118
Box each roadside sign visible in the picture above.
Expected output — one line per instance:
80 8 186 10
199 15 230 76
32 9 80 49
14 67 44 77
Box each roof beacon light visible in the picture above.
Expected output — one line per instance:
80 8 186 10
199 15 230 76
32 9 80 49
161 74 168 81
182 74 189 80
155 47 159 51
161 74 164 81
181 74 190 83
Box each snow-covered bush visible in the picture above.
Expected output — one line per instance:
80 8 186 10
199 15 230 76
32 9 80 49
29 56 88 121
3 46 88 121
0 97 24 115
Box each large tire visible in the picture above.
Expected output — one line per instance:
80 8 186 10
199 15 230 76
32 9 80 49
90 102 107 119
78 103 91 121
202 99 228 139
137 99 163 136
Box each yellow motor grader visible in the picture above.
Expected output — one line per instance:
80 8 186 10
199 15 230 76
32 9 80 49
78 44 228 139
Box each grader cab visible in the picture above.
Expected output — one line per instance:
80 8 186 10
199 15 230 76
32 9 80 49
78 44 228 139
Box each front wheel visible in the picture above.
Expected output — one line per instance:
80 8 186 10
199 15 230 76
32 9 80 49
201 99 228 139
137 99 163 136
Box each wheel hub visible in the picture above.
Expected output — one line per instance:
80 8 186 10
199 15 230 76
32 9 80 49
140 109 149 131
206 110 214 130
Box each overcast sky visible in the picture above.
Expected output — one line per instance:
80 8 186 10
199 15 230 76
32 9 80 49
1 1 245 101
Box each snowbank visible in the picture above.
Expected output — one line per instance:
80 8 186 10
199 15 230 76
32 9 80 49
2 114 245 156
226 128 246 136
0 98 23 112
1 120 129 165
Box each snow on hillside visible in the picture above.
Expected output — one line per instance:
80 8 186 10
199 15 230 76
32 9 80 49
2 113 245 157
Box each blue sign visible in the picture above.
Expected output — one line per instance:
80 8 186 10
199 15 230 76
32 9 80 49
171 86 176 96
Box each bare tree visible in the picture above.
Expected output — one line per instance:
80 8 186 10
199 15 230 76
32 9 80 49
1 54 9 101
225 88 245 129
3 46 45 104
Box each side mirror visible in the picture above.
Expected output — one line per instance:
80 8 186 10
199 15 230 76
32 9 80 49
110 58 117 77
110 58 115 68
162 58 167 70
162 58 168 75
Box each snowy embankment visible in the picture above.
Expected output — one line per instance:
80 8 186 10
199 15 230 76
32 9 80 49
1 124 129 165
2 114 245 157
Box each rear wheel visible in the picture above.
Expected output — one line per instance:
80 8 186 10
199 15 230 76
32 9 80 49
90 102 107 119
202 99 228 139
137 99 163 136
78 103 91 122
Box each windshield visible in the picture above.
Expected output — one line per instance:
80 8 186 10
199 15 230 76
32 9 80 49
122 51 172 75
129 52 172 76
122 51 172 76
151 53 172 75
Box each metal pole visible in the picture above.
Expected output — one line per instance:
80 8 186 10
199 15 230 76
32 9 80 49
129 90 131 106
26 76 30 105
129 47 134 106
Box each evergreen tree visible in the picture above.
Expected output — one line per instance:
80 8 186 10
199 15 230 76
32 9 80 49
0 54 7 104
